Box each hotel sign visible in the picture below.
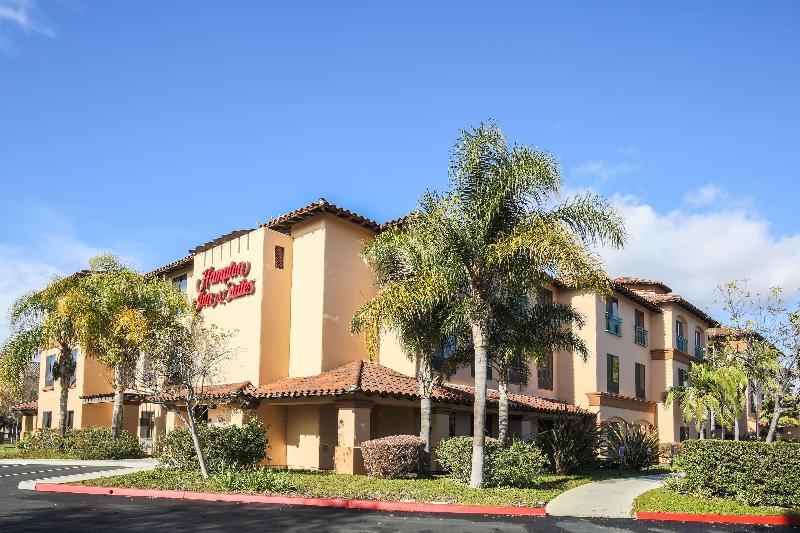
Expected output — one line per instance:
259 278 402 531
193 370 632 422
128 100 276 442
193 261 256 312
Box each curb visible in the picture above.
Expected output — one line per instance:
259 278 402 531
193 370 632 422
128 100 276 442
34 483 547 516
636 511 800 526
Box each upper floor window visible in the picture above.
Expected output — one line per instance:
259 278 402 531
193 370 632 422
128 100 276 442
606 353 620 394
538 287 553 305
635 363 646 399
45 354 56 387
675 319 688 353
537 352 553 391
172 274 188 295
432 336 456 372
694 329 705 359
605 297 622 336
274 245 285 269
633 309 647 346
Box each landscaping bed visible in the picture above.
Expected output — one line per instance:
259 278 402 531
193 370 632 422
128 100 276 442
633 487 800 518
75 467 667 507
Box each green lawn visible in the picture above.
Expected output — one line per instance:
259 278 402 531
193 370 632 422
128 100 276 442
0 444 74 460
78 467 669 507
633 488 800 517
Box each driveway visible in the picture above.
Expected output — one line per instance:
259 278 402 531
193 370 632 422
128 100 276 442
0 463 792 532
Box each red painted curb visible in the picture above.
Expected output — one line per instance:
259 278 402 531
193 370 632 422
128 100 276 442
34 483 546 517
636 511 800 526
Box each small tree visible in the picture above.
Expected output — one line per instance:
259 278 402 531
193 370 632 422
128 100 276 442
662 364 721 438
0 274 83 437
136 317 237 479
60 254 188 438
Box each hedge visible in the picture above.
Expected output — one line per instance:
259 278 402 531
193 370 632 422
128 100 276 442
157 421 268 473
670 439 800 508
22 427 143 459
360 435 425 478
435 436 548 488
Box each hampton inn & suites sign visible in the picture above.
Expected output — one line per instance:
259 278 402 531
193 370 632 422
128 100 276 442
193 261 256 312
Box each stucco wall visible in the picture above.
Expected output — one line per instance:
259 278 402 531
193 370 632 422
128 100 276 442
285 404 321 469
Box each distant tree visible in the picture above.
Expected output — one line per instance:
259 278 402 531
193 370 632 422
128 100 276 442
136 316 236 479
60 254 188 438
0 273 83 437
662 363 721 439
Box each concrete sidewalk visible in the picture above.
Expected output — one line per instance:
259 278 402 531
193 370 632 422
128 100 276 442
0 458 158 491
545 473 668 518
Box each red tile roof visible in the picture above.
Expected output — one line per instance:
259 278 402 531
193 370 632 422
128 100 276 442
631 291 718 327
147 254 194 278
252 360 585 414
11 401 37 412
260 198 381 234
613 277 672 293
148 381 254 402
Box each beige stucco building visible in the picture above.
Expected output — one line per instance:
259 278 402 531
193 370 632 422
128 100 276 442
17 198 724 471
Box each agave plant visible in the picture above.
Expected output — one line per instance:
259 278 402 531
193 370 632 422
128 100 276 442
536 412 601 474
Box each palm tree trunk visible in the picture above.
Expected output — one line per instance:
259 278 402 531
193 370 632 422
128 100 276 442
754 389 761 439
110 364 125 439
185 405 210 479
417 355 433 474
498 378 508 443
710 409 716 439
766 393 783 444
735 417 740 441
56 346 73 438
469 318 489 488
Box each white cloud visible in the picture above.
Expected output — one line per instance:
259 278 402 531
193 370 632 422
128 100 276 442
572 160 640 182
0 0 54 51
598 193 800 317
684 183 723 207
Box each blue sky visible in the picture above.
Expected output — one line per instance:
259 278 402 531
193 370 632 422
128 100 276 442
1 1 799 337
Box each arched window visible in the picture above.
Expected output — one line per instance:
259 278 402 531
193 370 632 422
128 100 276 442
675 316 688 352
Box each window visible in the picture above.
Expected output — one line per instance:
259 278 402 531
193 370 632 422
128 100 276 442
508 364 525 386
678 368 689 387
606 354 619 394
635 363 646 399
448 412 456 437
605 298 622 336
42 411 52 429
432 337 456 371
70 349 78 386
66 410 74 429
45 355 56 387
193 406 209 423
679 426 689 442
538 287 553 305
694 330 705 359
172 274 188 295
537 352 553 390
140 411 155 439
634 309 648 346
675 320 688 352
485 414 496 438
274 245 285 269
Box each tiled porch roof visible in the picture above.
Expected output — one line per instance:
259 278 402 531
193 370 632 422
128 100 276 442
149 381 254 402
252 360 586 415
11 400 37 413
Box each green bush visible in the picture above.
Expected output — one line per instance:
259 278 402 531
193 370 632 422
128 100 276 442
211 467 297 493
157 421 268 473
435 436 548 487
669 439 800 508
601 422 660 469
361 435 425 478
21 427 142 459
537 414 601 474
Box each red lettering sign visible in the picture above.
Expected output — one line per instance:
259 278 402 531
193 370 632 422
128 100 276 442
192 261 256 312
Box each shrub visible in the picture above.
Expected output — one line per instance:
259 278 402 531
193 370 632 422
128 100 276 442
211 467 297 493
537 414 601 474
21 427 142 459
436 436 548 487
64 427 143 459
360 435 425 479
601 422 660 469
669 439 800 508
157 421 268 473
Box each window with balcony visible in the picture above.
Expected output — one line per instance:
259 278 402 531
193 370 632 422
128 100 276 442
606 353 619 394
605 297 622 336
635 362 646 399
538 352 553 390
675 319 688 353
694 329 705 359
634 309 648 346
45 354 56 387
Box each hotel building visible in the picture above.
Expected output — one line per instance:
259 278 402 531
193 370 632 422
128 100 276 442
15 198 725 472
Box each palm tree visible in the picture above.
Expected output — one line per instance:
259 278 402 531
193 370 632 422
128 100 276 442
351 226 458 471
0 273 83 437
60 254 188 438
394 122 625 487
662 363 723 439
713 365 746 440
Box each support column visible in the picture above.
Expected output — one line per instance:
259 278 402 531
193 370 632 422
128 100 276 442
430 409 451 469
334 402 372 474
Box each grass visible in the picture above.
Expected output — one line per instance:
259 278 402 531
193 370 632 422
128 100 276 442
77 466 670 507
0 443 74 460
633 488 800 517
